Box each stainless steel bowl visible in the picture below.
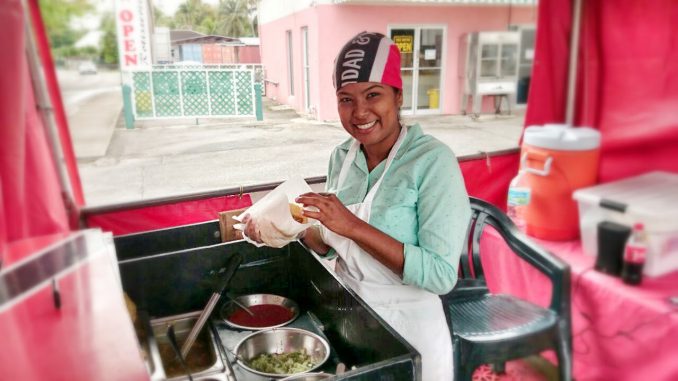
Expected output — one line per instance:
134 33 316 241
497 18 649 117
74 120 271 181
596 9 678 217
280 372 333 381
220 294 299 330
234 327 330 378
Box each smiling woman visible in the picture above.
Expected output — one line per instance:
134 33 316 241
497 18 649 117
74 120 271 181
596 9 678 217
336 83 402 171
243 31 471 381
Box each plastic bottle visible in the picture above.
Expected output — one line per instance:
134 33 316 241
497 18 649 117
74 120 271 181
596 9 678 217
507 170 531 230
621 223 648 285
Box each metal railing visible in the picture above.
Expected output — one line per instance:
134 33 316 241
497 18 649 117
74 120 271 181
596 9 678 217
128 65 263 120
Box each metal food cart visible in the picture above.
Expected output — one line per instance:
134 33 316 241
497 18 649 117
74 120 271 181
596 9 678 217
116 220 421 380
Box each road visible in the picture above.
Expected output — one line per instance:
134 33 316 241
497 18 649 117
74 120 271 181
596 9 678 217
59 69 523 207
57 69 121 159
80 107 350 206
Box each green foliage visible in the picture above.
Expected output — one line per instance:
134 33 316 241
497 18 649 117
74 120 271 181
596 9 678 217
168 0 257 37
153 6 173 27
39 0 92 50
99 12 118 65
38 0 260 63
200 16 220 35
174 0 215 31
217 0 255 37
79 46 98 56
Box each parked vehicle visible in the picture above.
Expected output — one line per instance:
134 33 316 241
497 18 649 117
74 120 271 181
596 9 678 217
77 60 97 75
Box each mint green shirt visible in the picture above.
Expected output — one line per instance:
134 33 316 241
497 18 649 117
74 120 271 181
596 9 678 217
325 124 471 294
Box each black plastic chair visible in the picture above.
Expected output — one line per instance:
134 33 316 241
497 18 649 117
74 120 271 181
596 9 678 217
441 197 572 380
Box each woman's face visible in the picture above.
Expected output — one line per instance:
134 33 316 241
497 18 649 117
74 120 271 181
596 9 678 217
336 82 403 154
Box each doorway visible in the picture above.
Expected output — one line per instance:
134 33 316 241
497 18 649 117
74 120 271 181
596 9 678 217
389 26 445 115
515 25 535 106
301 26 311 113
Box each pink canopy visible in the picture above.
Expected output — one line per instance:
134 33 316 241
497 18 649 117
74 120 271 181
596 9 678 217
525 0 678 182
0 0 75 253
4 1 678 379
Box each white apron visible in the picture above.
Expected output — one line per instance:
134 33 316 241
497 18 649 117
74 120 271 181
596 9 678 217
320 126 453 381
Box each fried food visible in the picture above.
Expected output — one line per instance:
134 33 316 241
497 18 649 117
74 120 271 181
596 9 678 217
289 203 307 224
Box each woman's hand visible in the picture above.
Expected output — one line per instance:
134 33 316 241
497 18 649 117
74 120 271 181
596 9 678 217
297 192 405 275
295 192 362 238
242 213 307 248
241 214 263 243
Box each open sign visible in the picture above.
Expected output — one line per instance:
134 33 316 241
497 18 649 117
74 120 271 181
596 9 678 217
115 0 152 69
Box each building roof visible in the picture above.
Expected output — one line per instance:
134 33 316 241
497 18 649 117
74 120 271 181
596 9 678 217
170 30 258 46
170 30 206 43
238 37 260 46
173 35 242 45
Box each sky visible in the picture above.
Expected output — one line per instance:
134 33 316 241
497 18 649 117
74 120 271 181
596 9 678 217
71 0 221 31
71 0 222 47
155 0 220 16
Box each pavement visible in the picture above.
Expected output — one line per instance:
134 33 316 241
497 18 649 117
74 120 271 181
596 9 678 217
66 79 524 207
58 70 121 159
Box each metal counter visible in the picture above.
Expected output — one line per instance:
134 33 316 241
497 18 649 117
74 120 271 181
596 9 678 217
116 224 420 380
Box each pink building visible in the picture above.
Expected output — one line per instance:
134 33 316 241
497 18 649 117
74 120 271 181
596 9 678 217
258 0 537 121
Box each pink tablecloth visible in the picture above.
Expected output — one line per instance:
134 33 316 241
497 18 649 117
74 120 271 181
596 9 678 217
480 229 678 381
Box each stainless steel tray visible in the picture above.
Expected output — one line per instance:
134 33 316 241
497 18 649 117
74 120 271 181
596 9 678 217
148 311 228 381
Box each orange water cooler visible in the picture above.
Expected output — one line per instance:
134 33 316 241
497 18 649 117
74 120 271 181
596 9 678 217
521 124 601 241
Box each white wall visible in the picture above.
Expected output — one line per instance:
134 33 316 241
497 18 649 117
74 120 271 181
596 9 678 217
152 27 171 64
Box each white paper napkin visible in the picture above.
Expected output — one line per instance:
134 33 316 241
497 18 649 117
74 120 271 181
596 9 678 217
233 177 315 248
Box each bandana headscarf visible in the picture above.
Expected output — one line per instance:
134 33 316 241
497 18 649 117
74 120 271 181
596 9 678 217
333 31 402 91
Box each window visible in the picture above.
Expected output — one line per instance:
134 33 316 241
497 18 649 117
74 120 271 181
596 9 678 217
302 26 310 112
287 30 294 96
389 26 445 114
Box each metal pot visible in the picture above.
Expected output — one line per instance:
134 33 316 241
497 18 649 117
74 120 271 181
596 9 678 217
220 293 299 330
234 327 330 378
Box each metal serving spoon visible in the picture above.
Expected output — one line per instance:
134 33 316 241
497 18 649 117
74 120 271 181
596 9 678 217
181 253 243 358
167 325 194 381
226 293 256 317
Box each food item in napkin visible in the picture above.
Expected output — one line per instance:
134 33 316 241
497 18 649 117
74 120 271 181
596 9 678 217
233 178 315 248
289 203 308 224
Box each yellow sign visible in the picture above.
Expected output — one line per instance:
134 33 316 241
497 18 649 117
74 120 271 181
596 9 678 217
393 35 413 53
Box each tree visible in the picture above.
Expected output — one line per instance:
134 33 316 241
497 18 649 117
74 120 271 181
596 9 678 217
217 0 254 37
174 0 212 30
199 16 220 35
39 0 92 57
247 0 258 37
99 12 118 65
153 6 173 28
166 0 258 37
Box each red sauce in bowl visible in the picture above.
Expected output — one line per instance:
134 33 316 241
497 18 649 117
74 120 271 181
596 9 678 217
227 304 294 328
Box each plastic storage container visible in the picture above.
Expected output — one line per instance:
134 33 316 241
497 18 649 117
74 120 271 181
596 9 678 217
521 124 601 240
573 171 678 277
